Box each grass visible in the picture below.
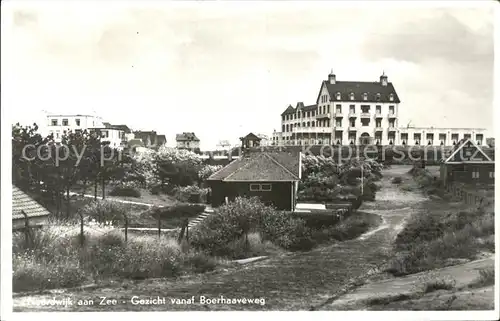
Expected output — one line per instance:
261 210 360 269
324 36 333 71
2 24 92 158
311 212 382 243
387 169 495 277
12 224 224 293
422 278 456 293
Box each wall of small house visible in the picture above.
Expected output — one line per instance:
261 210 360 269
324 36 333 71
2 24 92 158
208 181 294 210
446 163 495 185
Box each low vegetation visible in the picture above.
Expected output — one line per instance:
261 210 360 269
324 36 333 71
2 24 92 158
191 197 381 259
12 224 225 293
387 166 495 276
468 267 495 289
109 184 142 198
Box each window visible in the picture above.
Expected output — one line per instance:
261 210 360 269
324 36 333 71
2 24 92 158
51 119 58 126
361 105 370 113
302 122 306 127
489 172 494 179
376 93 381 101
350 93 355 100
312 121 315 127
336 105 342 113
389 106 395 115
261 184 272 191
389 93 394 101
376 121 381 128
376 105 381 114
336 120 342 127
75 119 81 126
472 170 480 179
282 125 286 132
307 121 310 127
327 105 330 113
312 111 315 116
361 119 370 126
363 93 368 100
62 119 68 126
350 120 355 127
336 92 341 100
349 105 355 114
250 184 260 191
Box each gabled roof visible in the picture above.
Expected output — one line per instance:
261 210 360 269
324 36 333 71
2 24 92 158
444 138 493 163
103 122 112 128
134 131 157 146
208 151 301 182
176 132 200 142
281 105 295 116
12 186 51 220
316 79 401 104
241 133 261 141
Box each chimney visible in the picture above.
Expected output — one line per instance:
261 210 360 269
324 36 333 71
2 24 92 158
380 72 388 86
328 70 336 85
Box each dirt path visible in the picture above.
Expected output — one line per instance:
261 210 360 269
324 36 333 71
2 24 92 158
13 166 430 312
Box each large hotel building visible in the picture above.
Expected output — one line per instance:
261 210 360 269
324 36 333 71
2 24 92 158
272 72 487 146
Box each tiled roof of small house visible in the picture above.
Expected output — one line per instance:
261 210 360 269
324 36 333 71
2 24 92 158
12 186 51 220
176 132 200 142
208 151 300 182
444 138 494 163
114 125 132 133
134 131 157 146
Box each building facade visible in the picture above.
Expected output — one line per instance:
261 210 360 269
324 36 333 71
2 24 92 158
176 132 201 151
45 114 104 141
273 72 487 146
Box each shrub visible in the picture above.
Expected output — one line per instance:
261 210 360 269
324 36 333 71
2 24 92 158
184 252 218 273
469 267 495 289
79 200 128 225
190 197 272 255
173 185 209 203
392 176 403 184
422 278 456 293
259 210 315 251
109 186 142 198
312 212 380 243
151 204 205 221
292 211 341 229
13 252 88 292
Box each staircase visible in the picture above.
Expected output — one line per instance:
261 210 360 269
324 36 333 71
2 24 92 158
188 206 214 229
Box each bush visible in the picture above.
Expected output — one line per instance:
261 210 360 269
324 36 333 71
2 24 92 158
469 267 495 289
392 176 403 184
173 185 209 203
151 204 205 221
109 185 142 198
260 211 315 251
13 252 88 292
79 200 128 225
183 251 218 273
311 212 381 243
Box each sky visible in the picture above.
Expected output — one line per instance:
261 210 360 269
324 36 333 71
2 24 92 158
2 1 496 150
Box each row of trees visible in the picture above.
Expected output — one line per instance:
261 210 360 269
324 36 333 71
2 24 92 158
12 124 130 219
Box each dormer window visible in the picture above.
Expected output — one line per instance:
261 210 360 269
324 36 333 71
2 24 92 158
336 92 341 100
389 93 394 101
376 93 381 101
362 93 368 101
350 93 355 101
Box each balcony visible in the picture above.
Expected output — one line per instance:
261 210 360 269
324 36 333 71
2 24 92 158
387 113 397 119
348 112 357 118
388 126 396 132
360 112 371 118
292 127 331 134
374 113 383 119
333 111 343 118
316 113 330 120
348 126 357 131
334 124 344 130
375 126 383 132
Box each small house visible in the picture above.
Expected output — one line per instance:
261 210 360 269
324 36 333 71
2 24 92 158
440 138 494 187
207 149 302 211
12 186 51 231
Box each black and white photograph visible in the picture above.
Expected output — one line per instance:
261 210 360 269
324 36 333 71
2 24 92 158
1 1 498 320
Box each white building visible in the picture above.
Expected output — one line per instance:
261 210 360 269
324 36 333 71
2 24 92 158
272 72 487 146
45 114 134 148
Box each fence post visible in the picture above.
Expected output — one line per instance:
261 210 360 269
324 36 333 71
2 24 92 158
123 213 128 243
21 211 31 249
185 218 189 242
158 215 161 239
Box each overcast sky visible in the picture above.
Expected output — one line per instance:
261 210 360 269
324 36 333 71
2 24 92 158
2 1 495 149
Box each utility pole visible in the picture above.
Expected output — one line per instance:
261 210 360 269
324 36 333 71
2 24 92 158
361 163 364 195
